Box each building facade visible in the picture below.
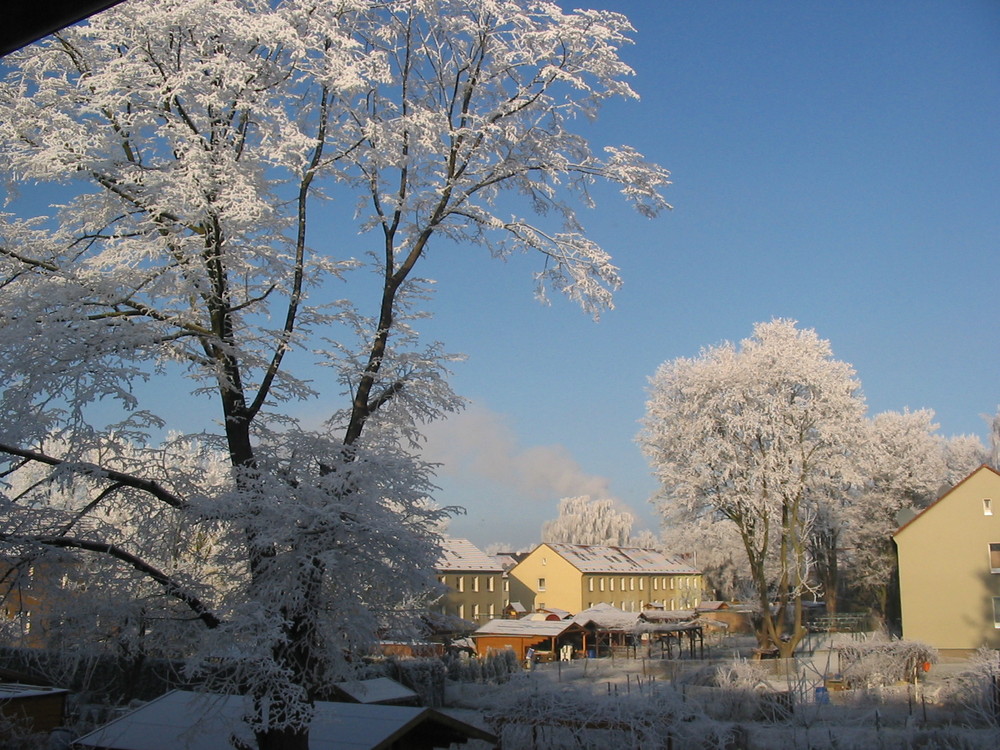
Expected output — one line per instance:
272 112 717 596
894 465 1000 651
508 543 703 615
434 538 506 625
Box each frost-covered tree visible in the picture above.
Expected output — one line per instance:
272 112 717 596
658 511 753 602
840 409 948 618
990 408 1000 470
638 320 866 657
838 413 985 621
943 432 989 484
541 495 634 546
0 1 669 748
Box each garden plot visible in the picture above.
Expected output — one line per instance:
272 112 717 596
442 637 1000 749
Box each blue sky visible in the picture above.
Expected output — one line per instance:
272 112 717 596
412 0 1000 548
8 1 998 551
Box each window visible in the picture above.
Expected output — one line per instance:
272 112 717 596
538 577 546 591
990 544 1000 573
488 604 495 619
504 578 509 592
639 578 644 591
670 578 675 590
600 578 605 591
473 576 480 592
542 557 547 565
457 576 465 592
538 602 546 609
487 577 494 592
473 604 480 620
458 604 465 619
588 578 594 592
653 578 659 591
994 597 1000 629
610 578 615 591
629 578 635 591
621 577 626 591
986 498 994 516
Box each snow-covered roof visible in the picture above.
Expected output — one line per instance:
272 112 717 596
542 543 701 575
0 683 67 700
473 618 580 638
572 603 640 630
639 609 698 623
333 677 418 705
73 690 495 750
436 538 503 572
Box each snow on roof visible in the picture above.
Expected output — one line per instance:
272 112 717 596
543 543 701 575
333 677 418 705
473 618 580 638
0 683 68 699
72 690 495 750
572 604 640 630
436 538 503 572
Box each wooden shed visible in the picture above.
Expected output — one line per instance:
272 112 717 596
472 618 587 661
0 683 68 737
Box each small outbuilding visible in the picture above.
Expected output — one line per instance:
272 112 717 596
472 618 587 661
0 682 68 738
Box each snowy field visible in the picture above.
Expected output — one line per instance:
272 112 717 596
441 635 1000 749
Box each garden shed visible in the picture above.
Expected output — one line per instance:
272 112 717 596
472 618 587 661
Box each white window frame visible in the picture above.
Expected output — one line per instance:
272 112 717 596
990 543 1000 574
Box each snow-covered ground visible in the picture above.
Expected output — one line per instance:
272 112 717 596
440 634 1000 749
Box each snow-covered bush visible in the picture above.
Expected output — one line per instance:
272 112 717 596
444 649 520 685
838 638 937 689
940 648 1000 729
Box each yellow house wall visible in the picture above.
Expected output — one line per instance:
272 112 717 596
580 573 703 612
510 544 704 615
437 572 506 624
895 467 1000 650
508 544 584 613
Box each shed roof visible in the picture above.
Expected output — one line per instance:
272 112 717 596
473 618 581 638
0 683 68 700
572 603 640 630
541 543 701 575
72 690 495 750
332 677 418 705
436 538 503 572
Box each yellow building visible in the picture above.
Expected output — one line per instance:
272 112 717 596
508 543 703 615
434 538 506 625
894 465 1000 651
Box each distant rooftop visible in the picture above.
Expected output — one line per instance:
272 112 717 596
436 538 503 572
541 543 701 575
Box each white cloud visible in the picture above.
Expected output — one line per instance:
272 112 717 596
422 402 611 500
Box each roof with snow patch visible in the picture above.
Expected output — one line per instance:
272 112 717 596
542 543 701 575
436 538 503 572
